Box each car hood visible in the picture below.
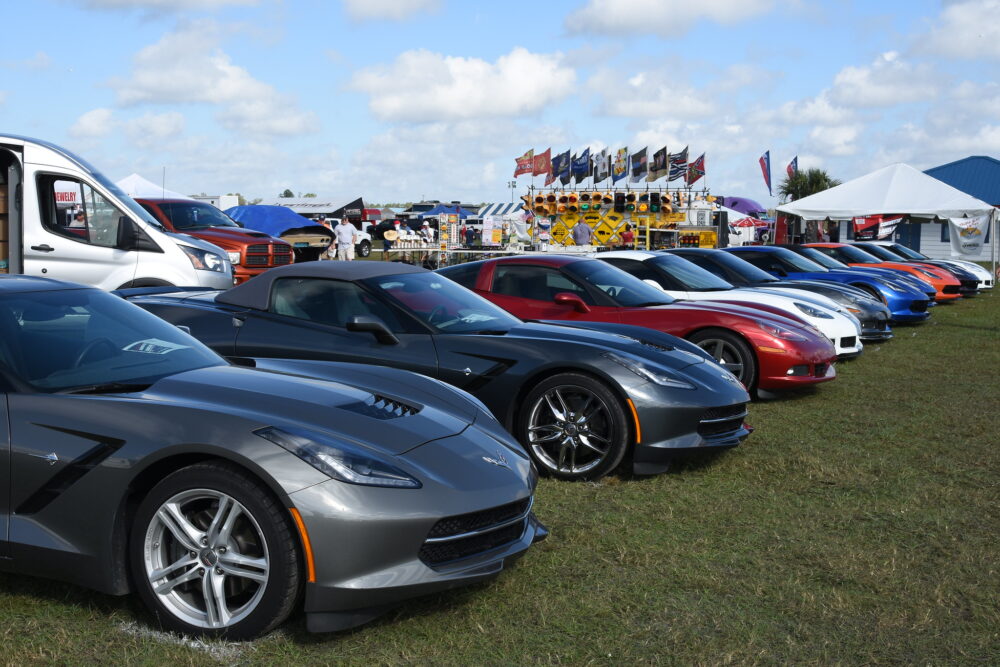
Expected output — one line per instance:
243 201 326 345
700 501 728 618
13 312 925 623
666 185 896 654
505 321 711 370
141 365 471 456
182 226 279 249
647 299 818 333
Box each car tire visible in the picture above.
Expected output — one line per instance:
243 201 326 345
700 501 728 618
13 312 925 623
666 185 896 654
129 461 301 640
688 329 757 392
357 240 372 258
517 373 629 481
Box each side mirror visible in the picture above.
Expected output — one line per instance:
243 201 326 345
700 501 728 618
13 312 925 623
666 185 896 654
346 315 399 345
116 216 140 250
553 292 591 313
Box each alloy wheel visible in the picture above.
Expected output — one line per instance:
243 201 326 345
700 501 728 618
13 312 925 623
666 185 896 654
696 338 746 382
527 385 614 476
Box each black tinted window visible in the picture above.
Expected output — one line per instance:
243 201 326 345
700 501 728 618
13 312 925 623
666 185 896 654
270 278 405 331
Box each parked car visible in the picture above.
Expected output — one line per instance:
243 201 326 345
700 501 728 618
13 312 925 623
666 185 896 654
598 249 888 345
122 261 752 480
0 134 232 290
805 243 963 301
862 240 994 289
0 274 545 638
438 255 838 395
669 246 933 324
849 242 980 295
135 198 292 284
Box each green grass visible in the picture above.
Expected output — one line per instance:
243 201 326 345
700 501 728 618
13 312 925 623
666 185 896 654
2 289 999 664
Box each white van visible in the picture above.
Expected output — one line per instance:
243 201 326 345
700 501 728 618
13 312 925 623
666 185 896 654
0 134 233 290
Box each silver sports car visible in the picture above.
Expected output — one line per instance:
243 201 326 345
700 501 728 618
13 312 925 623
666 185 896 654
0 275 545 639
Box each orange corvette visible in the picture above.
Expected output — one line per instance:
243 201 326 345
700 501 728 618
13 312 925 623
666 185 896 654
805 243 962 301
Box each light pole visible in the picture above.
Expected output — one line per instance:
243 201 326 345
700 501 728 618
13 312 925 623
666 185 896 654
507 180 517 203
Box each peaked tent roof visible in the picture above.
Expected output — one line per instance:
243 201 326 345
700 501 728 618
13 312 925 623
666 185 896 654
116 173 192 200
924 156 1000 206
776 163 994 221
479 202 526 217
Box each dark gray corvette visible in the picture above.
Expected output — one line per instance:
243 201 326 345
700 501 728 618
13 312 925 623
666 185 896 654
0 275 545 639
123 261 752 481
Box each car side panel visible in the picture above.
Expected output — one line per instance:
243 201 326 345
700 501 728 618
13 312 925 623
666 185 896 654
138 301 239 356
0 395 8 556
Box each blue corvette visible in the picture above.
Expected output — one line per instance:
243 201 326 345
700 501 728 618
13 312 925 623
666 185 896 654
738 245 934 323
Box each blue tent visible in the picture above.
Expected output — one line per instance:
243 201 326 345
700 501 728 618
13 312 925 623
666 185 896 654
420 204 476 219
225 205 331 238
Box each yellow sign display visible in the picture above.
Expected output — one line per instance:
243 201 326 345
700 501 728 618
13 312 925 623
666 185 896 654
592 221 617 245
664 212 686 223
558 213 580 228
603 211 624 227
581 212 603 227
550 223 570 244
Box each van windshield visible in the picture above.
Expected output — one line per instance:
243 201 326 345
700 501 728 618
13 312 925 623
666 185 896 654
158 202 241 230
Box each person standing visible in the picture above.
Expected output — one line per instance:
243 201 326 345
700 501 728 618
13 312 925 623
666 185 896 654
619 224 635 248
334 218 359 261
572 220 593 246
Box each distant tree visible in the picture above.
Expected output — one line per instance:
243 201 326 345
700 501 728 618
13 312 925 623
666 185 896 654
279 188 294 198
250 197 262 205
227 192 248 206
778 168 841 202
303 193 317 198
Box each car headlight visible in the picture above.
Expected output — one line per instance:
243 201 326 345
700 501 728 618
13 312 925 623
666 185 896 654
794 302 833 319
915 267 938 278
180 245 228 273
256 426 421 488
757 319 808 341
227 251 241 265
603 351 696 389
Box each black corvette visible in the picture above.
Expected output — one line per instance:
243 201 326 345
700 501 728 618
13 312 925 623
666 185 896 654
123 262 751 480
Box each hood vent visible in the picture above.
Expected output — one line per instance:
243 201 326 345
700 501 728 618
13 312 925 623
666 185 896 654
341 394 421 420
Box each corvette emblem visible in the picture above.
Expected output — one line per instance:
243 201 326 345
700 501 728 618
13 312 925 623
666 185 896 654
482 450 510 469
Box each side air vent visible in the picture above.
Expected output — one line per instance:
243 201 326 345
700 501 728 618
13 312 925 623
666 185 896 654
341 394 421 420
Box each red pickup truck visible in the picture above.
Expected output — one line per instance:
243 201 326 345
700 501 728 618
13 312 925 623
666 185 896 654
136 198 292 284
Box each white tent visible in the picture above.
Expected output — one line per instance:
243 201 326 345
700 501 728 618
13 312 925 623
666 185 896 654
116 173 192 200
776 163 994 221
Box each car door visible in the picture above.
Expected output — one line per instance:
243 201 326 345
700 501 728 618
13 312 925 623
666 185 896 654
234 276 440 378
486 264 609 322
0 391 9 555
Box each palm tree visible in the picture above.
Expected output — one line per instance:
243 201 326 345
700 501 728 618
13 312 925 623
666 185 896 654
778 168 841 202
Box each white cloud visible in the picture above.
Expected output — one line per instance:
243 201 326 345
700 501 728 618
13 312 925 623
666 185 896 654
125 111 185 149
109 21 317 136
351 48 576 122
1 51 51 70
341 0 439 21
918 0 1000 60
829 52 940 107
808 124 862 156
768 92 855 126
591 69 715 119
79 0 256 9
566 0 782 37
70 108 117 138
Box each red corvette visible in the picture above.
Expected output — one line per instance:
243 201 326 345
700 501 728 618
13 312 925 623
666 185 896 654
438 256 838 394
805 243 961 301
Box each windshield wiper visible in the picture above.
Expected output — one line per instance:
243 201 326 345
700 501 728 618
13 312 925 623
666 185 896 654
59 382 153 395
468 329 509 335
633 301 672 307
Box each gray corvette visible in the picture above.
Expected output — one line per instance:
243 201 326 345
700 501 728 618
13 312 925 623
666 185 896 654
0 275 545 639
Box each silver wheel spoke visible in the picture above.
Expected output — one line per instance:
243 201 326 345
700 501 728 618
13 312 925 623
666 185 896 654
203 570 231 627
159 503 203 552
557 438 571 470
152 561 201 595
206 496 232 544
554 389 572 420
543 392 567 421
577 434 608 455
219 553 268 583
574 395 593 422
149 554 197 584
217 500 243 546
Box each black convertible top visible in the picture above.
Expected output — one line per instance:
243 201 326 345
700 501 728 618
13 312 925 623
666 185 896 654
216 261 429 310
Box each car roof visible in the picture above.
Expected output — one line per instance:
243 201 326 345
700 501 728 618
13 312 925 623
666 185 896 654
488 254 588 267
596 250 659 260
0 275 90 293
134 198 208 204
216 260 430 310
726 245 778 252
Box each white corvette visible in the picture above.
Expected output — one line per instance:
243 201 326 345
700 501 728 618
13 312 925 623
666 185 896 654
598 250 864 358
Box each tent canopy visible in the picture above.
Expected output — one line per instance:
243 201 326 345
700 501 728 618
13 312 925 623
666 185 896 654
116 173 192 200
776 163 994 221
421 204 476 219
225 205 331 238
719 196 766 216
479 202 526 217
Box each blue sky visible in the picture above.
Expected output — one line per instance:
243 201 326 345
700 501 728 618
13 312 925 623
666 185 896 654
2 0 998 205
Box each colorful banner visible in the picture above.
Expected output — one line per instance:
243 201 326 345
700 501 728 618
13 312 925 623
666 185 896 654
852 214 903 240
686 153 706 185
759 150 772 196
649 146 668 182
593 148 610 183
948 214 990 256
630 147 648 183
533 148 551 176
513 149 533 177
612 147 629 183
668 147 688 181
572 148 591 183
786 156 798 179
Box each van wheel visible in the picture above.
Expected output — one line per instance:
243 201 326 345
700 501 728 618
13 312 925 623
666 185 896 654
357 240 372 258
119 279 175 289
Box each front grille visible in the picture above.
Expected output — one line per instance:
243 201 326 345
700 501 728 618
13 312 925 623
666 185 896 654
960 280 978 290
427 498 531 539
814 363 829 377
943 285 960 294
697 403 747 438
419 522 525 566
245 255 269 266
839 336 857 348
341 394 421 420
246 243 270 254
910 300 928 313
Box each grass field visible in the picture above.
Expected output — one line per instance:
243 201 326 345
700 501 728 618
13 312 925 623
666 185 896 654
2 285 998 664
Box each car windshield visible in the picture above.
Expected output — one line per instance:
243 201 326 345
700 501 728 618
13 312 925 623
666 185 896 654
771 248 829 272
563 260 674 306
0 288 223 392
856 244 905 261
793 246 850 269
160 202 241 230
702 251 780 284
887 243 928 260
648 255 734 291
364 272 522 333
829 245 884 263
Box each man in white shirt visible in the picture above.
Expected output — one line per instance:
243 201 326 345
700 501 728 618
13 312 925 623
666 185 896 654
333 218 359 260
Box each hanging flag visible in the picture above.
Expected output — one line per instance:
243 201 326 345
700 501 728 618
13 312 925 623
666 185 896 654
759 150 772 195
612 147 629 183
513 149 534 177
686 153 706 185
572 148 592 182
648 146 668 181
786 156 798 179
668 147 688 181
593 148 610 183
533 148 551 176
948 214 990 256
553 149 572 185
630 147 648 183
